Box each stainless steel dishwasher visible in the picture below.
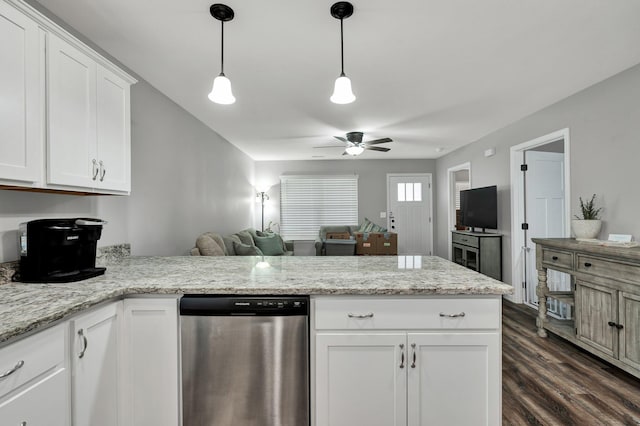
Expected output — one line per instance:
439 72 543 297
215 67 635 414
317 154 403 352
180 295 309 426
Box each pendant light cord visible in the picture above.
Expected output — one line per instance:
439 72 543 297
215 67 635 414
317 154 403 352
340 18 345 76
220 20 225 75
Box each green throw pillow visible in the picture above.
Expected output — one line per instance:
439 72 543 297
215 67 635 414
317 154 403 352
359 217 387 233
253 234 285 256
233 241 264 256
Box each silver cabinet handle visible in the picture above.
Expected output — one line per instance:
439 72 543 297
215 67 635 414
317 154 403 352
92 159 99 180
399 344 405 369
411 343 416 368
0 360 24 379
347 312 374 319
439 312 466 318
78 329 88 359
99 160 106 181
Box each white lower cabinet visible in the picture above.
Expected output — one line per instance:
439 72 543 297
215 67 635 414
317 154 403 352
71 301 122 426
313 296 502 426
0 324 69 426
121 297 179 426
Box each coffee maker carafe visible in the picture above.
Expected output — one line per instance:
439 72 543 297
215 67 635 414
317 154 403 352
18 218 107 283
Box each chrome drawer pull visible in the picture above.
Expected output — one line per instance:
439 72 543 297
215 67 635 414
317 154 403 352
0 360 24 379
92 159 99 180
399 344 405 369
347 312 374 319
99 160 106 181
552 256 559 261
439 312 466 318
78 329 88 359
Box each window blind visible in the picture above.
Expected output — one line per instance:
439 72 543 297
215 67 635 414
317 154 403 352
455 181 470 209
280 175 358 240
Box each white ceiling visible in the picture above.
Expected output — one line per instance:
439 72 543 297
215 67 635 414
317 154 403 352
38 0 640 160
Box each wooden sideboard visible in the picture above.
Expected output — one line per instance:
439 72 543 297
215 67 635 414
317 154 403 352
533 238 640 378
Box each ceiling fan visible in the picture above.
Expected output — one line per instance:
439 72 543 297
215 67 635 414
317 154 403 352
314 131 393 156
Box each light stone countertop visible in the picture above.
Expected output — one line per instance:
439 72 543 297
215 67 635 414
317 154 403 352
0 255 512 343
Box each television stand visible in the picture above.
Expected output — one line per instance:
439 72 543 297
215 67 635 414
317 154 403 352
451 231 502 280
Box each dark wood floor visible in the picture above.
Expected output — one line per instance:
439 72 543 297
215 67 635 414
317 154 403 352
502 301 640 425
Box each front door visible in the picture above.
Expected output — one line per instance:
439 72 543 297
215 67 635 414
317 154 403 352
387 174 433 255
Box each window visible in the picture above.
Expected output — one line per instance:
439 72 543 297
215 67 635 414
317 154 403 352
280 175 358 240
397 182 422 202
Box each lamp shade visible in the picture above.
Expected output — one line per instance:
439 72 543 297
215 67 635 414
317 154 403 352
208 73 236 104
330 75 356 104
345 145 364 156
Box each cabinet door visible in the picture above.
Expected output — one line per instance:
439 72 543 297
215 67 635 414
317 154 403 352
0 2 42 183
47 33 97 188
96 65 131 192
407 332 500 426
315 333 407 426
0 368 69 426
576 280 618 358
71 302 121 426
619 291 640 371
121 298 179 426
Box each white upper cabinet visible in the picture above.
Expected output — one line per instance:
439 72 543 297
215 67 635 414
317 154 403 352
47 33 133 193
0 1 42 184
0 0 135 194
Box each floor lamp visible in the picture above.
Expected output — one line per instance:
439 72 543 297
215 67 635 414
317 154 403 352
257 191 269 232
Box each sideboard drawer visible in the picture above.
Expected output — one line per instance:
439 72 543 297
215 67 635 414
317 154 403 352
541 248 574 271
452 233 479 248
314 297 500 330
577 255 640 284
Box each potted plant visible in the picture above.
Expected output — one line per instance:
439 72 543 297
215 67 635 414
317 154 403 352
571 194 603 240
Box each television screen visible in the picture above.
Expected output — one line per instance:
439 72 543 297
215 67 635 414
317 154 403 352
460 185 498 230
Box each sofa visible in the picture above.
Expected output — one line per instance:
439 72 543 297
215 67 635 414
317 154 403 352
191 228 294 256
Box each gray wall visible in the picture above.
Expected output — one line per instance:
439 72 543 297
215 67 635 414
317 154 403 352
255 159 436 235
435 63 640 284
0 79 255 261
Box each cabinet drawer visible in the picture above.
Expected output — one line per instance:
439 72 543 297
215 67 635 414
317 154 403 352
577 255 640 284
541 248 573 270
0 367 68 426
452 233 479 248
314 297 500 330
0 324 65 399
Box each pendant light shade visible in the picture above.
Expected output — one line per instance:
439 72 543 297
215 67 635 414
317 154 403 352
208 73 235 104
345 145 364 156
330 2 356 104
209 4 236 105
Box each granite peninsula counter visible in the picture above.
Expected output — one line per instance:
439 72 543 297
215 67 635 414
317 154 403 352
0 255 512 343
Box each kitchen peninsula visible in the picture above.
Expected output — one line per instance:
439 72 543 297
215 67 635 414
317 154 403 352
0 255 511 426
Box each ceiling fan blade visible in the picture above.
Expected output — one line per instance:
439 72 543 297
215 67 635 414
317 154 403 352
366 138 393 145
366 146 391 152
334 136 347 142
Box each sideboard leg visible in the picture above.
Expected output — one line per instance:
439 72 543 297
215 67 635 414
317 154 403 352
536 267 549 337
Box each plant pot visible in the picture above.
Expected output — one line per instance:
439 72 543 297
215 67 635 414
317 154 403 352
571 219 602 240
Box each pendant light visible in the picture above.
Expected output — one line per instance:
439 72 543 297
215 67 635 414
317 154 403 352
345 145 364 156
208 4 236 105
330 2 356 104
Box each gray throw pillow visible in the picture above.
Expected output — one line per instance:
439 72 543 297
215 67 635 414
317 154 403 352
253 234 285 256
235 230 255 246
233 241 264 256
223 234 242 256
196 233 225 256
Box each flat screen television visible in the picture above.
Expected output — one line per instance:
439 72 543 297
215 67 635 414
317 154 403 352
460 185 498 231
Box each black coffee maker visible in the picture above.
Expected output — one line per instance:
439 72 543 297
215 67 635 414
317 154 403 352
18 218 107 283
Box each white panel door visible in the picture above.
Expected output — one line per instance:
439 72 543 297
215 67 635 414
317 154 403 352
407 333 500 426
315 333 407 426
524 151 569 313
96 65 130 192
0 2 41 183
388 174 433 255
47 33 96 188
121 298 179 426
72 302 121 426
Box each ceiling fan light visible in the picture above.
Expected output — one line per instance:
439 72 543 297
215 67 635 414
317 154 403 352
330 75 356 104
345 145 364 156
208 73 236 104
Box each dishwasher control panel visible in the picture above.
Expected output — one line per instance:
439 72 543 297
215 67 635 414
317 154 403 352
180 295 309 316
